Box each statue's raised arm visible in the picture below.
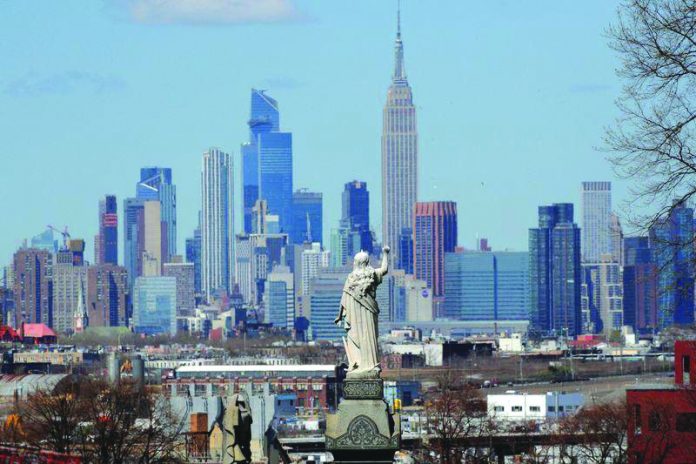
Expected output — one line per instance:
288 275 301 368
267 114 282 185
375 246 390 279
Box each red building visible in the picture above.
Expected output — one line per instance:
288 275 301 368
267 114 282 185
0 325 20 342
413 201 457 297
627 341 696 463
20 323 58 344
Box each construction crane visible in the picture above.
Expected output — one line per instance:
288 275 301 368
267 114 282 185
47 225 70 250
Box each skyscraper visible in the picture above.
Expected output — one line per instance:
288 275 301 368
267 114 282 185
242 89 279 234
201 148 234 300
142 200 163 276
241 89 293 236
52 245 88 333
30 228 58 254
13 248 52 327
266 264 294 329
87 264 128 328
342 180 372 254
444 251 530 321
650 202 695 328
163 260 195 318
290 189 323 245
623 236 657 331
581 181 612 263
258 132 293 235
413 201 457 297
185 216 202 297
95 195 118 265
382 8 418 265
132 276 177 336
581 255 623 337
137 167 177 260
529 203 582 336
123 197 145 282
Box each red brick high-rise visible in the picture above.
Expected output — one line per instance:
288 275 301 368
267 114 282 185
87 264 128 328
13 248 52 327
413 201 457 297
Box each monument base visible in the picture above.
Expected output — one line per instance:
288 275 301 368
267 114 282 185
325 379 400 464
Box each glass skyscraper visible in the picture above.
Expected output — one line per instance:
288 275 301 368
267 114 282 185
290 189 323 245
444 251 529 321
581 181 611 263
96 195 118 265
650 202 695 328
258 132 293 235
132 276 177 336
137 167 177 260
241 89 293 236
342 180 372 254
382 10 418 266
623 236 657 331
185 215 202 296
308 271 348 342
529 203 582 336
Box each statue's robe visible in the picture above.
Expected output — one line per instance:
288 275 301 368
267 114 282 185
338 272 382 375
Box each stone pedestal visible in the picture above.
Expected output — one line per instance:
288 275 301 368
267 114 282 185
325 379 400 463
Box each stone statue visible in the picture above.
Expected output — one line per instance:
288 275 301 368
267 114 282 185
335 246 390 379
221 393 253 464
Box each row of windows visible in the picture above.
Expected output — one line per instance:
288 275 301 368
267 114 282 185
493 404 579 413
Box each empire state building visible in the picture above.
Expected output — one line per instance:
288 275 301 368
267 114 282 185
381 7 418 266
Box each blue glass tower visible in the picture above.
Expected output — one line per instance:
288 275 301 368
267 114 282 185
291 189 323 244
529 203 582 337
650 202 695 328
258 132 293 235
444 251 529 321
241 89 293 235
623 236 657 331
342 180 372 254
185 215 202 296
136 167 177 260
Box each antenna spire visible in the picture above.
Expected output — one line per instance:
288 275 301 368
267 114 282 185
392 0 406 81
397 0 401 38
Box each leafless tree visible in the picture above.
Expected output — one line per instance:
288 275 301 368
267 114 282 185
417 371 495 464
557 400 629 464
19 377 185 463
21 378 86 454
607 0 696 227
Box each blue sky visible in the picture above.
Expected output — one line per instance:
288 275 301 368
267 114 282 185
0 0 625 264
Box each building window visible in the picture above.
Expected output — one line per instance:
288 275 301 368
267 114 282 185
648 410 668 432
548 406 556 412
558 406 564 412
511 406 523 412
676 413 696 432
529 406 541 412
176 384 190 397
493 406 504 412
194 384 207 397
634 404 642 435
684 355 691 386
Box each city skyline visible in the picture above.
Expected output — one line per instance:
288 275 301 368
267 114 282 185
1 1 625 265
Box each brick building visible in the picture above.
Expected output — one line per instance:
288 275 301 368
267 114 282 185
627 340 696 463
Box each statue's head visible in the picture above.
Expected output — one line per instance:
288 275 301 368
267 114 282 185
353 251 370 269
